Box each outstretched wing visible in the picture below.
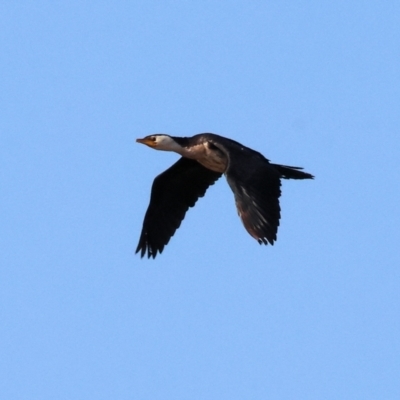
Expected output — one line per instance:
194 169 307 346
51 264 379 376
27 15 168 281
211 141 282 245
136 157 222 258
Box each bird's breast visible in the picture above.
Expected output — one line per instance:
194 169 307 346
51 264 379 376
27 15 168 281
181 143 228 173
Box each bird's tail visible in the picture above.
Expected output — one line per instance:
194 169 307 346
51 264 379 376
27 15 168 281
272 164 314 180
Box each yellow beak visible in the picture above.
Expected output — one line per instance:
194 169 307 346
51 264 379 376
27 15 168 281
136 137 156 147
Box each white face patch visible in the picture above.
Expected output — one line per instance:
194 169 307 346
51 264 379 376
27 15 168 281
153 135 182 152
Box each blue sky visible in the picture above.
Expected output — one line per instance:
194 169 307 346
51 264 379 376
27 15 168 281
1 1 399 399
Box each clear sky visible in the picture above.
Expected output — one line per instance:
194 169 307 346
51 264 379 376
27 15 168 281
1 1 399 399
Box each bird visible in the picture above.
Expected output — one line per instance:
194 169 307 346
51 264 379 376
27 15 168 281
136 133 313 258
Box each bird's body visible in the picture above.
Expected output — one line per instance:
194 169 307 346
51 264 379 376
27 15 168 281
136 133 313 258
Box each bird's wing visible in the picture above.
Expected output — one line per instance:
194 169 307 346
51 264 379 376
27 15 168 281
211 141 282 245
136 157 222 258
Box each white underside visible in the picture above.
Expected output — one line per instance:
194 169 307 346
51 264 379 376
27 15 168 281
179 143 227 173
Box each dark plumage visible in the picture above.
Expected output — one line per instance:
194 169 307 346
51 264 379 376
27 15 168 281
136 133 313 258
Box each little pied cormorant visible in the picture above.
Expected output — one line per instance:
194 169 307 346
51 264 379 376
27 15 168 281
136 133 313 258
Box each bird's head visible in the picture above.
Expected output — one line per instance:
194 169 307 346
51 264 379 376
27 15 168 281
136 134 183 152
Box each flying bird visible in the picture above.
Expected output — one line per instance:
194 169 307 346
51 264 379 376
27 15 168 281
136 133 313 258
